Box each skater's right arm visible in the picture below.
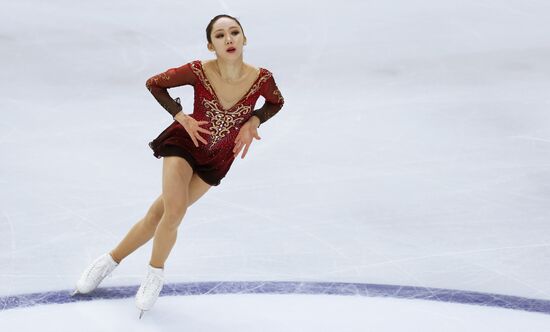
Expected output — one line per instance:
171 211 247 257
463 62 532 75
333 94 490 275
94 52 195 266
146 63 196 118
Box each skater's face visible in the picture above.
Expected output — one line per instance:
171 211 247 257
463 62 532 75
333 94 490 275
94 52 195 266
208 17 246 59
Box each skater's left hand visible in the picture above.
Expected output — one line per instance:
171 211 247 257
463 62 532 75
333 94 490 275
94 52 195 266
233 117 261 159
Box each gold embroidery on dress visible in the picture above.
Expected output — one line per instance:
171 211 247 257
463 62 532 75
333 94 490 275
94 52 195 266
190 61 274 147
190 61 215 96
146 72 171 91
272 88 284 104
243 70 272 101
202 99 251 146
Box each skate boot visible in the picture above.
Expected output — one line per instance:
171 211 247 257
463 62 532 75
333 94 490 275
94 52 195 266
72 253 119 296
135 264 165 319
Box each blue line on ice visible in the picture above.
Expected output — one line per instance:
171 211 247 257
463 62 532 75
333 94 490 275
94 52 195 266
1 281 549 314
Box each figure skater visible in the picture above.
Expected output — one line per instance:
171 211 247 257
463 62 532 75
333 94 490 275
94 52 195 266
71 14 285 319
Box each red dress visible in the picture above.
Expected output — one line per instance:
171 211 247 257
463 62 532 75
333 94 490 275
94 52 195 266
146 60 285 186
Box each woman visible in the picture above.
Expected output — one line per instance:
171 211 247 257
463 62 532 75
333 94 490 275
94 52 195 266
71 14 285 318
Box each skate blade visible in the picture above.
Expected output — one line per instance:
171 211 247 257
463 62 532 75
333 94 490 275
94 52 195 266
139 310 145 319
71 289 79 296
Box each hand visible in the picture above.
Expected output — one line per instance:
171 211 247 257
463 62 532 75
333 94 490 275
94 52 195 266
233 118 261 159
175 112 212 147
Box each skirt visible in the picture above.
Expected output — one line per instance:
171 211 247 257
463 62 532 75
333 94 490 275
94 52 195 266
148 121 236 187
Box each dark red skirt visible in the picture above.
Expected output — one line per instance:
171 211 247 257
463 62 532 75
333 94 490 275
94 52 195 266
148 121 236 186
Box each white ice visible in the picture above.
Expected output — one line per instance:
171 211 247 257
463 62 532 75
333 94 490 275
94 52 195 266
1 0 550 330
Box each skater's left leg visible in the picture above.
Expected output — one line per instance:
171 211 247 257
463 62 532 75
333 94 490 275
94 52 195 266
149 156 193 269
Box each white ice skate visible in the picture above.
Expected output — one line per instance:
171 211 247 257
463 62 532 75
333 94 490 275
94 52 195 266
71 253 119 296
135 264 165 319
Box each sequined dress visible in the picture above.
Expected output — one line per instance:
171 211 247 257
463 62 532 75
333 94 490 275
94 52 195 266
146 60 285 186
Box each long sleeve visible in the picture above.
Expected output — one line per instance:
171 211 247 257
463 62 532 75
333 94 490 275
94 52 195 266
252 73 285 128
146 63 197 118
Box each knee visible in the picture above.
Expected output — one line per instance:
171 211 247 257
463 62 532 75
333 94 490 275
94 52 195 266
143 210 163 229
143 195 165 228
159 207 187 229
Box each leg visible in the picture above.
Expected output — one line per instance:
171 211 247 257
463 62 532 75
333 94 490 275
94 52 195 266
149 156 193 268
109 195 163 264
110 166 212 264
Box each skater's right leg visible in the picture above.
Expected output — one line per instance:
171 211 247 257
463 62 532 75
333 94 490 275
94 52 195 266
72 193 164 295
110 167 212 264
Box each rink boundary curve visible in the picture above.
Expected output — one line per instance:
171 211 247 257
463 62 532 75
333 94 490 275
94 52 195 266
1 281 549 315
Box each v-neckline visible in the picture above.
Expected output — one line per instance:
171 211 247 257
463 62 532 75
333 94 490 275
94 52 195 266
199 60 263 112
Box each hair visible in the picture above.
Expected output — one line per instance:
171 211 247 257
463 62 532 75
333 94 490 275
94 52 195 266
206 14 246 44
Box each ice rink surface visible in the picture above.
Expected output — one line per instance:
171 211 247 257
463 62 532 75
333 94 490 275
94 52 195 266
1 0 550 330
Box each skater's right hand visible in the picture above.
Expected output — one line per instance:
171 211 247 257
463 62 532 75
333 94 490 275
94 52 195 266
174 112 212 147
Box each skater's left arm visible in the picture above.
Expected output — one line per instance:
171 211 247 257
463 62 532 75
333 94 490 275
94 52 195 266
233 73 285 159
250 73 285 128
